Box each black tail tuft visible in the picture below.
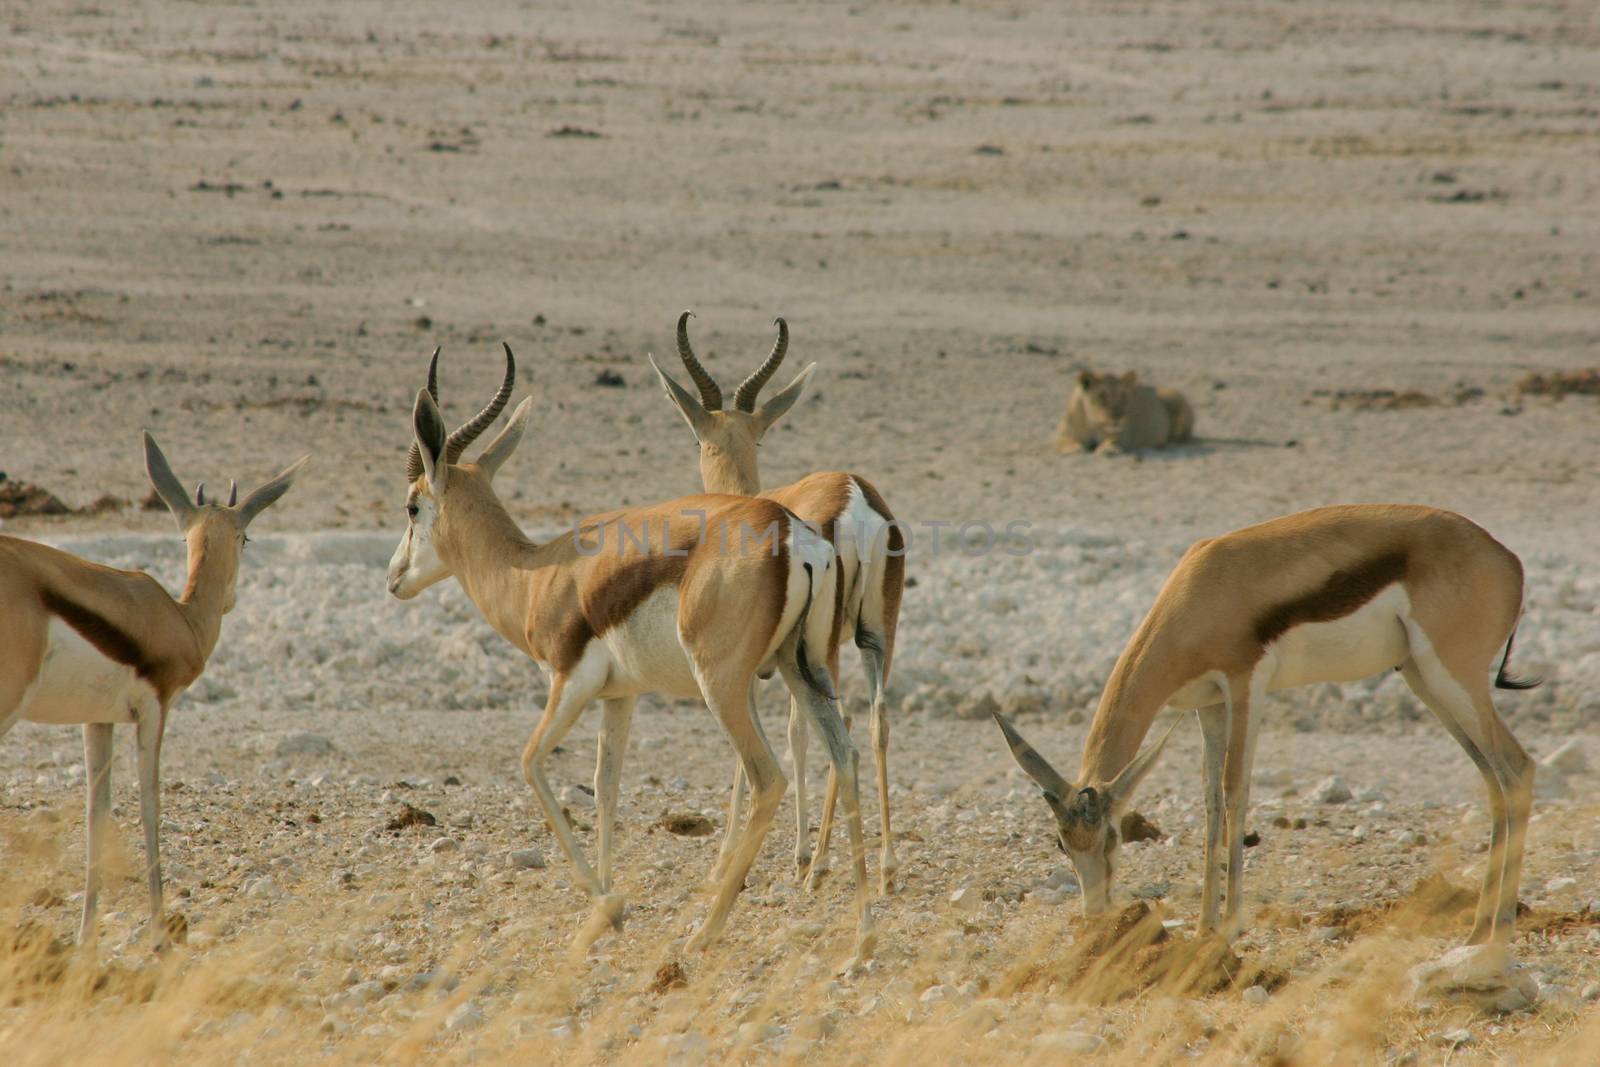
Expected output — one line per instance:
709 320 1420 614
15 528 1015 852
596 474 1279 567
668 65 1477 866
1494 625 1542 691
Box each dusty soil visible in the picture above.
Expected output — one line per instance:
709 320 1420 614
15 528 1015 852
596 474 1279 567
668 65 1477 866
2 1 1598 1064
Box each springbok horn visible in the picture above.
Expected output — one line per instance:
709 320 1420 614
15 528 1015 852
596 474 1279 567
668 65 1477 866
443 343 515 463
733 316 789 412
228 480 238 507
404 347 444 482
676 310 722 411
195 482 206 506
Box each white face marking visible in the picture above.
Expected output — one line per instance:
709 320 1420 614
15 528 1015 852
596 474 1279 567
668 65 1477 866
20 618 154 726
387 490 450 599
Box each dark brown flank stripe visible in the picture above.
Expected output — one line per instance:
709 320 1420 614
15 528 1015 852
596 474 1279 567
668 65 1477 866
1252 551 1408 647
41 589 160 682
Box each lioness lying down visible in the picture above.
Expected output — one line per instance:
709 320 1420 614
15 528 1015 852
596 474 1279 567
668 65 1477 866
1057 370 1194 454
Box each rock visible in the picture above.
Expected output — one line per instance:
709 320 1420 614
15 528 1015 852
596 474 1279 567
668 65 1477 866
444 1001 483 1031
560 785 595 810
1312 776 1352 805
1407 944 1539 1013
1431 1028 1474 1047
1533 769 1570 800
949 886 982 911
1546 876 1577 893
1035 1031 1105 1055
319 1015 350 1035
427 837 462 854
1580 981 1600 1002
1542 739 1587 774
1242 984 1270 1004
1354 786 1386 804
1130 881 1172 900
448 811 475 829
275 732 335 758
243 877 283 900
507 847 546 870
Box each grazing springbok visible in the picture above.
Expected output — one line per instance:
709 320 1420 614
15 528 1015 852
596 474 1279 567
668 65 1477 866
385 346 875 957
994 504 1538 944
649 311 905 894
1 435 307 948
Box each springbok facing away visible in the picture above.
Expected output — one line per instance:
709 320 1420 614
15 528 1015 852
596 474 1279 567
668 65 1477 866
649 312 905 895
995 504 1538 945
0 436 307 948
385 347 876 958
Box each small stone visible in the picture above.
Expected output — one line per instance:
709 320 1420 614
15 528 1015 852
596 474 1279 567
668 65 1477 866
428 837 461 854
1580 981 1600 1001
560 785 596 810
1431 1028 1474 1047
507 847 546 870
275 732 335 758
319 1015 350 1035
1035 1031 1104 1055
1546 876 1577 893
444 1001 484 1031
448 811 475 829
1395 830 1422 847
1533 769 1570 800
1312 776 1352 805
244 877 283 900
1354 786 1386 804
1242 985 1270 1004
919 984 950 1004
1542 739 1587 774
949 886 981 911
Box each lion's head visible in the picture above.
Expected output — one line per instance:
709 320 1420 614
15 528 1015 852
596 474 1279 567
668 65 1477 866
1076 370 1140 427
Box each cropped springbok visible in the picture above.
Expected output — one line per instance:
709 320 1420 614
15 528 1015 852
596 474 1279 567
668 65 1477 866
1 435 307 948
649 311 905 894
995 504 1538 945
385 346 875 957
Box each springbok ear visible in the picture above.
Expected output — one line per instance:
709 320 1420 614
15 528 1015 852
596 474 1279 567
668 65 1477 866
1121 370 1138 386
413 387 449 494
237 455 310 527
755 363 817 434
1105 719 1177 812
993 711 1074 803
476 396 533 480
648 354 715 441
143 432 197 530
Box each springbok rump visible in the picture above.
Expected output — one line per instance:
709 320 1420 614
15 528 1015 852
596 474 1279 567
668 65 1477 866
996 503 1537 945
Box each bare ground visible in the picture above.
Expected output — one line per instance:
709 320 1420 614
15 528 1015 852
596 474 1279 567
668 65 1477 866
2 0 1599 1063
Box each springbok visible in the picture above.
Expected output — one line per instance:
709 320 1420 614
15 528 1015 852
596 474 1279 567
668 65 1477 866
1 435 307 948
385 346 875 957
648 311 905 894
994 504 1538 944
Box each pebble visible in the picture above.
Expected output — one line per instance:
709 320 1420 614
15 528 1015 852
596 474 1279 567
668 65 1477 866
275 732 335 758
561 785 596 809
1546 876 1577 893
1580 982 1600 1002
949 886 981 911
1312 776 1352 805
1035 1031 1105 1055
508 847 546 870
1242 985 1270 1004
428 837 462 854
1431 1029 1474 1047
243 877 283 900
1395 830 1421 847
444 1001 483 1031
1542 739 1587 774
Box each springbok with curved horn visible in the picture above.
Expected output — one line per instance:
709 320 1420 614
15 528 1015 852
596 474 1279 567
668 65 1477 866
386 345 876 959
1 436 307 948
994 504 1537 945
649 312 904 894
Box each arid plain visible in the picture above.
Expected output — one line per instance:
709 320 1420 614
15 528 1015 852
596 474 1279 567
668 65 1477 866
2 1 1598 1063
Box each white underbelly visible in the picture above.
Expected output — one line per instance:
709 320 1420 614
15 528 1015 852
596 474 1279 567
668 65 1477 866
20 618 152 725
597 587 701 699
1265 583 1411 691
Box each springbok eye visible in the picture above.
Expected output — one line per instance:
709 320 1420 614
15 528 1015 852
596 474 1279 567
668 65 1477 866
406 503 419 519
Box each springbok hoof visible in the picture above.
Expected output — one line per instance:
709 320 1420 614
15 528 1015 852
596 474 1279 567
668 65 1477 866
1407 944 1538 1013
803 860 830 893
572 894 627 956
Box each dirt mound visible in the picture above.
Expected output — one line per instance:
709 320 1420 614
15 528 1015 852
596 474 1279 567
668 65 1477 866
0 475 71 518
1515 367 1600 400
